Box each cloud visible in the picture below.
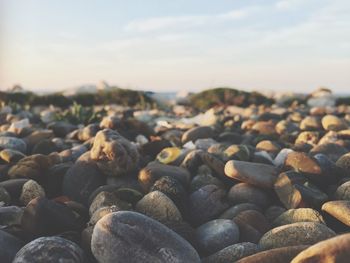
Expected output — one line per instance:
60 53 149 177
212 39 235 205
124 7 257 32
275 0 305 10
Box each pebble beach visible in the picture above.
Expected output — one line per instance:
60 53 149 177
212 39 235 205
0 87 350 263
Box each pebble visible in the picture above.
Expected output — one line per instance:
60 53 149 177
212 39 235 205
322 200 350 226
225 160 278 188
322 114 348 131
91 211 200 263
195 219 240 255
19 179 45 205
291 233 350 263
136 190 182 223
181 126 215 144
273 208 325 226
0 149 26 163
259 222 336 250
13 236 84 263
202 242 259 263
188 184 229 225
90 129 140 177
0 230 23 263
237 245 309 263
219 203 261 219
0 137 27 153
63 153 106 206
228 183 272 208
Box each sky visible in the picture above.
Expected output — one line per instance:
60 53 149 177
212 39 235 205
0 0 349 93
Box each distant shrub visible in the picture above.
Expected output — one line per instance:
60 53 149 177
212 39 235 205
189 87 273 111
336 97 350 106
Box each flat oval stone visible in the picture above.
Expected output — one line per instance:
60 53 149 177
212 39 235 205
21 197 83 237
150 176 187 210
195 219 240 255
264 206 286 222
139 162 191 191
8 154 53 181
322 114 348 131
13 236 84 263
284 152 322 175
0 230 23 263
228 183 272 208
188 184 229 225
63 153 106 206
136 190 182 223
0 137 27 153
259 222 336 250
291 233 350 263
202 242 259 263
181 126 214 144
237 245 308 263
234 210 270 234
0 186 11 205
322 200 350 226
274 171 308 209
335 181 350 200
91 211 200 263
273 208 325 227
89 191 130 216
225 160 278 188
336 152 350 177
0 149 25 163
219 203 261 219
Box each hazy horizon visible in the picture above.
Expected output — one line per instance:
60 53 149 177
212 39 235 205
1 0 349 93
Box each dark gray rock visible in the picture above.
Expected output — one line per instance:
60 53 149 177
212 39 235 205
91 211 200 263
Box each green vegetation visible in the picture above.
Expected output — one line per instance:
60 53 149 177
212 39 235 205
189 87 274 111
54 102 106 125
0 87 156 109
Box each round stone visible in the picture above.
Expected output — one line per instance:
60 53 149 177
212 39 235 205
259 222 336 250
181 126 215 144
0 230 23 263
91 211 200 263
63 152 106 206
21 197 83 237
136 190 182 223
150 176 187 211
237 245 308 263
0 186 11 206
322 200 350 226
188 184 229 226
19 179 45 205
291 233 350 263
273 208 325 227
13 236 84 263
335 181 350 200
90 129 140 177
264 206 286 222
322 114 348 131
234 210 270 234
300 116 322 131
202 242 259 263
336 153 350 177
0 137 27 153
138 162 191 192
228 183 272 209
195 219 240 255
89 191 130 216
0 149 25 163
219 203 261 219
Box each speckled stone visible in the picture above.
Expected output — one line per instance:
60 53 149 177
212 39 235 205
91 211 200 263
